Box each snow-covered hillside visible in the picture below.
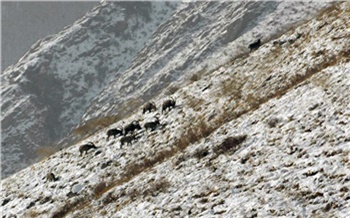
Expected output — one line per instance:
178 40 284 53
2 2 349 217
80 1 331 129
1 0 330 180
1 1 179 178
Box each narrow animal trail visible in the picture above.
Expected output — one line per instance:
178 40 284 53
55 4 350 216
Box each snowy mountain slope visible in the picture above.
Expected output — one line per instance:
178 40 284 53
81 1 331 128
1 2 349 217
1 1 179 179
63 0 331 163
1 1 331 180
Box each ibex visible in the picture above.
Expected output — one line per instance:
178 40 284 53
120 135 136 148
106 127 123 141
143 101 157 114
79 142 97 156
124 120 142 136
162 97 176 114
44 172 58 182
144 117 160 132
248 38 261 52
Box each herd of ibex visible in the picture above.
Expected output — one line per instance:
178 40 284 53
77 38 258 159
42 98 177 182
44 38 264 182
77 97 176 156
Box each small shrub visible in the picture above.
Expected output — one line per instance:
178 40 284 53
245 93 260 109
94 182 107 196
187 96 205 112
193 148 210 160
213 135 247 156
100 210 108 216
101 192 116 206
240 155 249 164
312 74 329 89
107 179 170 210
27 209 39 218
141 178 170 197
266 117 279 128
173 154 187 167
197 119 213 138
190 73 199 82
2 198 10 206
52 198 81 218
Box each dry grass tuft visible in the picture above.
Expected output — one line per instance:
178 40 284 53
36 146 59 160
189 67 208 82
100 192 116 206
176 128 199 149
94 182 108 196
266 117 280 128
190 73 200 82
73 114 123 137
165 85 180 96
192 147 210 160
173 154 188 168
140 177 171 197
27 209 39 218
100 178 170 210
220 77 244 99
187 96 205 112
73 97 144 139
52 199 79 218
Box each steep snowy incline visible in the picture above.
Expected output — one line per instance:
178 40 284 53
1 1 330 179
1 1 179 178
81 1 330 125
1 2 349 217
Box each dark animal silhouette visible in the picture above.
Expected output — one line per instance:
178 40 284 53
106 127 123 141
79 142 97 156
124 121 142 136
248 38 261 52
45 172 58 182
120 135 136 147
143 101 157 114
144 117 160 131
162 97 176 114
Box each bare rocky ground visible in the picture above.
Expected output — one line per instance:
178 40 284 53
1 2 350 218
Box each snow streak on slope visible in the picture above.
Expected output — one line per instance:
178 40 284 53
1 2 349 217
1 1 179 179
